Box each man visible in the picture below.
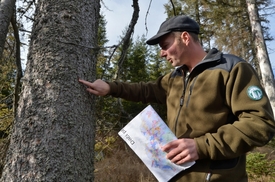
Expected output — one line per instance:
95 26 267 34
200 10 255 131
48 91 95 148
79 15 275 181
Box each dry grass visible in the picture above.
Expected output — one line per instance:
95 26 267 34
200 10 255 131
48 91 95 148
249 175 275 182
94 137 157 182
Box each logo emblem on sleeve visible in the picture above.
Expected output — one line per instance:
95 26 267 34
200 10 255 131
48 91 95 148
247 86 263 101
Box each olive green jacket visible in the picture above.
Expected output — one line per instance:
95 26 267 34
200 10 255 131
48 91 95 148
108 48 275 182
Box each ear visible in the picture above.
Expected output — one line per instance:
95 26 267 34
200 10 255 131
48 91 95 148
180 31 191 45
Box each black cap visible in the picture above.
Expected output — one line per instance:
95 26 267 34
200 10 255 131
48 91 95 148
146 15 200 45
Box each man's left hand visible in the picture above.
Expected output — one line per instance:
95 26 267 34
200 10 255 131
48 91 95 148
161 138 199 165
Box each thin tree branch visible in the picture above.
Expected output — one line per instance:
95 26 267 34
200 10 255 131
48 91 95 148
113 0 140 80
11 11 23 117
145 0 153 36
170 0 176 16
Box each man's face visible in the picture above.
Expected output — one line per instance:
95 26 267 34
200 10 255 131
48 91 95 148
159 32 186 67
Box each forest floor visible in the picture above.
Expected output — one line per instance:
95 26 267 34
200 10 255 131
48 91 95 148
0 131 274 181
94 132 275 182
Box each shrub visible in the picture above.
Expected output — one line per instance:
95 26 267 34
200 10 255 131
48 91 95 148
246 152 275 182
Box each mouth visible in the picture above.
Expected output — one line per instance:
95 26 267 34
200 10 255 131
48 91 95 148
168 59 173 64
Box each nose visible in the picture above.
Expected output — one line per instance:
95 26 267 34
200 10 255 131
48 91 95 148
160 49 167 58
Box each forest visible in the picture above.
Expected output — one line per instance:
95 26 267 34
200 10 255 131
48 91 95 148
0 0 275 181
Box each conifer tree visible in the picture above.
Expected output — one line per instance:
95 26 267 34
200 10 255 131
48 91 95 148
1 0 100 180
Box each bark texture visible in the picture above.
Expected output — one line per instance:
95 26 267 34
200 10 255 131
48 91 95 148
1 0 100 181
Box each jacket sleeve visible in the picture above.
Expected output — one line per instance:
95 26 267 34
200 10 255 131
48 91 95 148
195 61 275 160
107 75 167 104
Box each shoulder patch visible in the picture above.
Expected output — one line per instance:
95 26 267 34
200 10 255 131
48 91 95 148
247 86 263 101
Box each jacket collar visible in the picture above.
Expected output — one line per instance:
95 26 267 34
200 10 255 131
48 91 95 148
201 48 222 63
172 48 222 77
180 48 222 71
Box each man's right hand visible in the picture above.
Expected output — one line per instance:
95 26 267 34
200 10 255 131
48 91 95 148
79 79 110 96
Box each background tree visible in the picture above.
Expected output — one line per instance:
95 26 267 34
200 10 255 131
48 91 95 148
0 16 19 177
246 0 275 112
118 35 151 123
94 14 122 134
0 0 16 60
96 14 111 80
1 0 100 181
0 30 15 175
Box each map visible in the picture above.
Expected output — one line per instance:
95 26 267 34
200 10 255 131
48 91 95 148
118 105 195 182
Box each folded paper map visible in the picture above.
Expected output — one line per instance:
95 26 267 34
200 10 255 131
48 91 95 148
118 105 195 182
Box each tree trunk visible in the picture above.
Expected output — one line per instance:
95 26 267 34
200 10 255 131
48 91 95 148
1 0 100 181
0 0 16 60
246 0 275 113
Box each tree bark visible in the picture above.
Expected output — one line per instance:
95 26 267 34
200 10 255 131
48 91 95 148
1 0 100 181
0 0 16 60
246 0 275 113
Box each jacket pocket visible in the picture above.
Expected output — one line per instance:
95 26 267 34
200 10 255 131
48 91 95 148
206 155 248 182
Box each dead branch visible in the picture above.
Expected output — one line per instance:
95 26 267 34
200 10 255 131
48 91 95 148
112 0 140 80
11 12 23 117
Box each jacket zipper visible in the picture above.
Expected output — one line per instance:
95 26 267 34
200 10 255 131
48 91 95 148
186 76 198 106
173 61 206 134
174 95 184 134
206 172 212 181
174 70 189 135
